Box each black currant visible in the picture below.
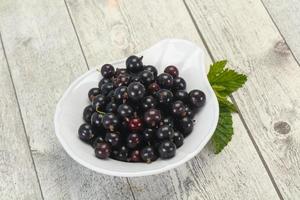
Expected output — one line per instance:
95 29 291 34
130 149 142 162
174 90 188 103
92 136 105 148
147 82 160 94
114 86 128 104
127 133 141 149
141 96 157 111
127 82 145 101
158 140 176 159
102 113 119 131
178 117 194 136
141 146 157 163
155 89 173 105
100 82 114 96
156 125 174 140
189 90 206 108
105 131 120 147
92 94 106 111
95 142 111 159
105 102 118 113
171 100 186 117
139 70 155 85
88 88 101 102
143 65 158 77
83 105 95 123
126 55 143 73
173 131 184 148
91 112 104 128
101 64 115 78
172 77 186 91
117 104 134 118
164 65 179 78
98 78 112 89
144 108 161 128
78 123 94 142
157 73 173 89
141 128 155 142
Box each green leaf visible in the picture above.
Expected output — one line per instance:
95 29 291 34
208 60 247 96
212 111 233 154
215 91 238 113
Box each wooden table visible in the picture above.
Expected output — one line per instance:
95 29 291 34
0 0 299 199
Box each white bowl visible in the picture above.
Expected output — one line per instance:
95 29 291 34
54 39 219 177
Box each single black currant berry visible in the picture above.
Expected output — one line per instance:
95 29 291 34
172 77 186 91
115 74 131 87
130 149 142 162
164 65 179 78
155 89 173 105
117 104 134 118
95 142 111 159
105 131 120 147
127 133 141 149
126 55 143 73
160 116 174 127
114 68 127 77
148 82 160 94
128 117 143 132
188 90 206 108
83 105 95 123
102 113 119 131
105 102 118 113
92 94 106 111
100 82 114 96
141 128 155 142
98 78 112 89
158 140 176 159
139 70 155 85
101 64 115 78
178 117 194 136
141 146 157 163
78 123 94 142
144 108 161 128
174 90 188 103
112 146 129 161
92 136 105 148
114 86 128 104
141 96 157 111
156 125 174 140
143 65 158 77
171 100 186 117
157 73 174 89
185 106 195 118
91 112 104 128
127 82 145 101
173 131 184 148
88 88 101 102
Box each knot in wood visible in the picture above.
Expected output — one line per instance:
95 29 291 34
274 121 291 135
274 40 290 56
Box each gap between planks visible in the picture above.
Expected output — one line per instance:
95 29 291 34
181 0 284 199
0 32 45 200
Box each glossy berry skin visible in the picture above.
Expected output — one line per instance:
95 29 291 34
139 70 155 85
172 77 186 91
130 150 142 162
102 113 119 131
91 112 104 128
185 106 195 118
127 133 141 149
156 125 174 140
92 94 106 111
164 65 179 78
78 123 94 142
178 117 194 136
127 82 145 101
105 102 118 113
189 90 206 108
98 78 112 89
95 142 111 159
141 146 157 163
171 100 186 117
126 55 143 73
101 64 115 78
173 131 184 148
157 73 173 89
114 68 127 77
144 108 161 128
128 117 143 132
141 128 155 142
117 104 134 118
88 88 101 102
106 90 115 102
158 140 176 159
112 146 128 161
160 117 174 127
115 74 131 87
105 132 120 146
147 82 160 94
130 75 140 83
174 90 188 103
101 82 114 96
141 96 157 111
143 65 158 77
83 105 95 123
114 86 128 104
92 136 105 148
155 89 173 105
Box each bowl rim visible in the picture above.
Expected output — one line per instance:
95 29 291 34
54 38 219 177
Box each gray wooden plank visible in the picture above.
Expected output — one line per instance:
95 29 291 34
261 0 300 64
185 0 300 199
65 0 280 199
0 1 134 200
0 35 42 200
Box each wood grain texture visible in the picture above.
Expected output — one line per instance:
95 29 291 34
66 0 280 199
185 0 300 199
262 0 300 64
0 1 134 200
0 37 42 199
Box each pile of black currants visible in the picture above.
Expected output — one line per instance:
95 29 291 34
78 55 206 163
